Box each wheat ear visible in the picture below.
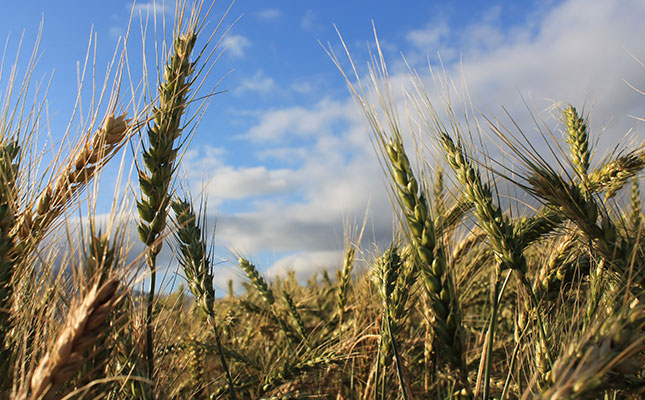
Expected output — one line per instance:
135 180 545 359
137 30 197 388
385 137 466 378
588 149 645 199
336 245 357 325
439 132 526 274
542 306 645 399
172 198 237 399
438 132 557 398
0 140 20 362
19 113 128 242
238 257 300 350
528 168 624 267
373 246 411 400
24 279 119 400
630 178 642 232
564 105 591 180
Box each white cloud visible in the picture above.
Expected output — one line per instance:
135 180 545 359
235 70 278 95
109 26 125 39
243 98 359 142
131 1 170 17
205 165 294 200
222 34 251 58
257 9 282 21
266 250 341 281
300 10 318 31
290 81 315 94
406 21 450 50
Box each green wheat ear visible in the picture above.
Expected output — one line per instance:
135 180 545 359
564 105 590 179
384 136 467 383
172 198 237 399
439 132 527 274
629 177 642 232
137 29 198 390
238 258 275 305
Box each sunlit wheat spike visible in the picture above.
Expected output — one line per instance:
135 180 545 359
337 244 357 322
384 137 466 373
172 197 237 399
0 140 20 357
18 113 129 242
372 246 409 399
26 279 119 400
629 177 643 232
172 198 214 315
528 167 626 267
439 131 527 274
587 149 645 199
238 258 275 306
564 105 591 179
137 24 198 392
542 306 645 399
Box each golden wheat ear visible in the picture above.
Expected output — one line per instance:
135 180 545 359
16 112 130 243
23 278 119 400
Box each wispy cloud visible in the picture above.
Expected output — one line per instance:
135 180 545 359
257 9 282 21
235 70 278 95
109 26 125 39
131 1 170 17
222 34 251 58
300 9 319 31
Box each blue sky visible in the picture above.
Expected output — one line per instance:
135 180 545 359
2 0 645 291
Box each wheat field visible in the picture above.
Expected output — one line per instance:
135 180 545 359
1 1 644 399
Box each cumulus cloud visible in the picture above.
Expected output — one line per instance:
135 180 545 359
222 34 251 58
242 98 360 142
184 0 645 283
234 70 278 95
266 250 342 281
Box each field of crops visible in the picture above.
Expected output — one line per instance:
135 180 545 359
1 1 644 399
